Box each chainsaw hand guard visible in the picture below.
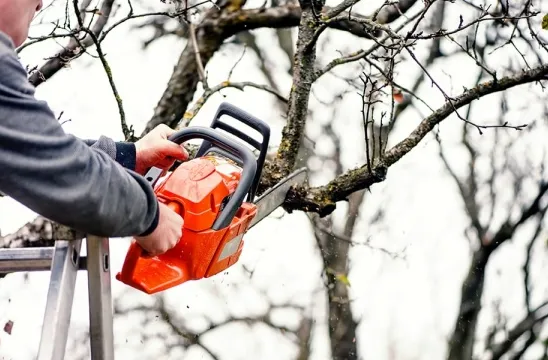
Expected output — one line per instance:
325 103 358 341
196 102 271 202
116 110 270 294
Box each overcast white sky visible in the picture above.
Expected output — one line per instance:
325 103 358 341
1 0 548 359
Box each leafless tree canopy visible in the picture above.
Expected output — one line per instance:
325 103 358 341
3 0 548 359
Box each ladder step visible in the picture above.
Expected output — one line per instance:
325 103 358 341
37 240 82 360
0 247 55 273
0 247 87 274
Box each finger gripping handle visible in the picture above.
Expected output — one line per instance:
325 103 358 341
144 126 258 230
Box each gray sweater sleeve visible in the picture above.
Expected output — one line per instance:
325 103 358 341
0 40 159 238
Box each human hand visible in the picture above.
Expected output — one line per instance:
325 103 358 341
134 202 184 256
134 124 189 175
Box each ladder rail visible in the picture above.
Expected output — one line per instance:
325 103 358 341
87 235 115 360
0 236 116 360
36 239 83 360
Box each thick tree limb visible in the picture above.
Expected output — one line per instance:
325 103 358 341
222 3 416 38
268 0 319 182
281 64 548 216
0 217 82 249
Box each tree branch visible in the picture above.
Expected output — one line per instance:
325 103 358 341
490 301 548 360
178 80 288 128
0 217 82 249
280 64 547 216
27 0 116 87
142 0 419 135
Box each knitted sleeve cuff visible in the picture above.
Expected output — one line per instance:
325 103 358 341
114 142 137 171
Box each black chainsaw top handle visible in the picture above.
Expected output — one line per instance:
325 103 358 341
196 102 270 202
143 127 258 231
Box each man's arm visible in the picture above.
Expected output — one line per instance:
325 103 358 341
0 51 159 238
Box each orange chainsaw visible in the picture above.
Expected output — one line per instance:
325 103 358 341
115 102 307 294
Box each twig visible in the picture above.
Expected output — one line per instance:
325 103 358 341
98 4 210 41
72 0 133 140
315 10 422 80
227 45 247 80
324 0 364 19
177 80 288 128
189 21 208 88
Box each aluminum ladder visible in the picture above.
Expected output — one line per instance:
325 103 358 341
0 235 114 360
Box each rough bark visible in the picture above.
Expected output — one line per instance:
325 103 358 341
270 1 318 182
0 216 82 249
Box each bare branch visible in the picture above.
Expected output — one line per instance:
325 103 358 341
490 301 548 360
280 64 547 216
179 81 288 128
27 0 116 87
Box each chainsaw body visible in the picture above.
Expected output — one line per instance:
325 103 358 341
116 103 271 294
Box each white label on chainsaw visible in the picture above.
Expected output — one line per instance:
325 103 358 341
219 233 244 261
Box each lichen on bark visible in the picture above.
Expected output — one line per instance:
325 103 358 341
269 0 321 183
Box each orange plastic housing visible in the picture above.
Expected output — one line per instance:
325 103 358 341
115 155 257 294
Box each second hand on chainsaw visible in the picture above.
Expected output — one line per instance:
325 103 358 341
132 124 190 256
134 201 184 256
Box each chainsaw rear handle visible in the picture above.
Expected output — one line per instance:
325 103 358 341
196 102 270 202
144 126 258 230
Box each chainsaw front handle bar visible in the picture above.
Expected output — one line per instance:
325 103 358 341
143 126 258 230
196 102 271 203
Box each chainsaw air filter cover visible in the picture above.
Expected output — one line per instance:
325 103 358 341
115 155 257 294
